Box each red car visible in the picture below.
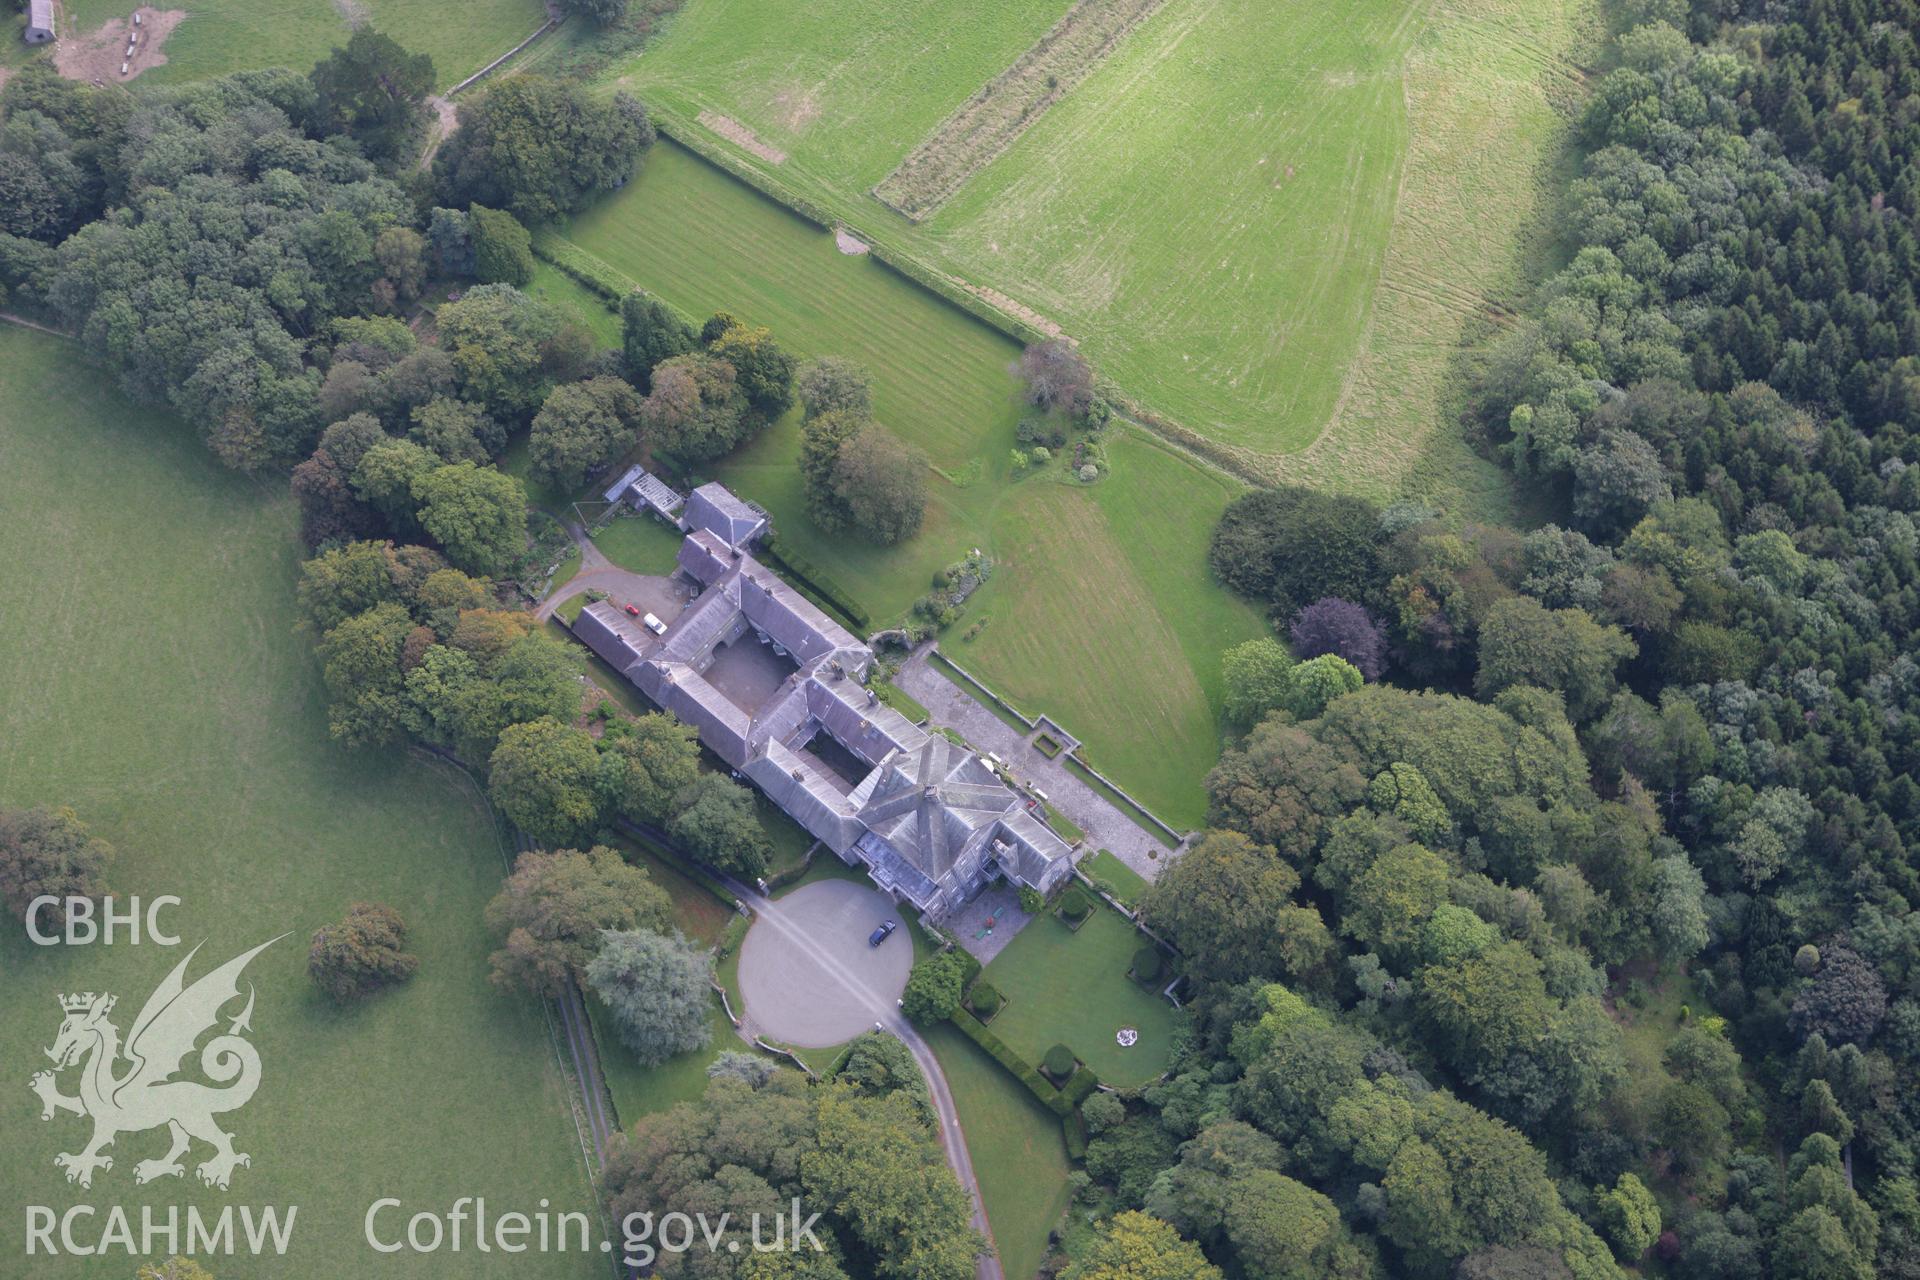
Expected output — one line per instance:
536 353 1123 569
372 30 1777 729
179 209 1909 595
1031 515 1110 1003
624 604 641 617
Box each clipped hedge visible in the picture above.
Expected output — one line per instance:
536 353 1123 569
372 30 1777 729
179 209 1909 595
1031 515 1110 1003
1041 1043 1077 1082
757 535 871 630
716 912 750 960
652 113 1052 349
1061 1111 1089 1160
530 235 633 308
1059 886 1094 924
1061 1065 1100 1107
949 1011 1072 1118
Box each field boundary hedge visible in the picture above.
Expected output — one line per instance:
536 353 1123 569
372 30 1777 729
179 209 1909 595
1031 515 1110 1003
648 117 1052 348
613 124 1260 501
531 234 633 309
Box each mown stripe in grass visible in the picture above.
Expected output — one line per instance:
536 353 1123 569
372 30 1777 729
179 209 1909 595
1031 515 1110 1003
873 0 1169 220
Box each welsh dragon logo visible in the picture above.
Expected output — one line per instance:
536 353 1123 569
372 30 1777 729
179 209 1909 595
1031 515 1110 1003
29 937 284 1191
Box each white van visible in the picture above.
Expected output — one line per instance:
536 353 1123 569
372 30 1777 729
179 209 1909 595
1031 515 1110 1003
642 612 668 636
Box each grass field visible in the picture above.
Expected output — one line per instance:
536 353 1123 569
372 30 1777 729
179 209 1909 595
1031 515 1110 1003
611 0 1593 509
981 906 1175 1086
0 326 597 1278
528 260 624 346
557 140 1263 821
618 839 735 946
926 1023 1073 1280
614 0 1071 197
60 0 546 90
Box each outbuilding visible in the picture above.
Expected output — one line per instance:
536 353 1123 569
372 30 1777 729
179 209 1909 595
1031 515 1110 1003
25 0 56 44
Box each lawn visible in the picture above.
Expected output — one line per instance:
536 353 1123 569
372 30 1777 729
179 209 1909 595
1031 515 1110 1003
980 905 1175 1086
960 431 1267 827
529 259 624 346
609 0 1072 198
61 0 547 90
757 792 817 879
593 511 685 575
608 0 1593 509
589 990 744 1125
1080 849 1149 910
926 1023 1073 1280
0 326 598 1278
554 139 1262 826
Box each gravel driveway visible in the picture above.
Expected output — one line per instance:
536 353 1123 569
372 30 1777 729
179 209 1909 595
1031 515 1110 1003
737 878 913 1047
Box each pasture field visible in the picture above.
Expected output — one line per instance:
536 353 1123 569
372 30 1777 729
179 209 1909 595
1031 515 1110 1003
611 0 1071 201
0 326 597 1278
59 0 546 89
557 140 1261 823
612 0 1591 508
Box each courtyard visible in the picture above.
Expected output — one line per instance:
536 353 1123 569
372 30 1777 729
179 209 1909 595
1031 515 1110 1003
705 634 798 713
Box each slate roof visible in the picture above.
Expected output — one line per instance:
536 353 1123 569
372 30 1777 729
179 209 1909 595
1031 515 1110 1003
804 677 924 769
678 529 736 585
569 482 1075 919
572 604 651 677
26 0 52 35
856 737 1017 884
685 483 767 548
740 568 855 666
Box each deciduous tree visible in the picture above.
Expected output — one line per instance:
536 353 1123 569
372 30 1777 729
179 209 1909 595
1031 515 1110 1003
0 805 113 931
666 773 770 879
488 716 604 846
308 902 419 1002
484 845 671 994
529 376 641 491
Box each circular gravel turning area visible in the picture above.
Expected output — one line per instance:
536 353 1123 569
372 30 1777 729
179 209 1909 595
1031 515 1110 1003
737 878 913 1048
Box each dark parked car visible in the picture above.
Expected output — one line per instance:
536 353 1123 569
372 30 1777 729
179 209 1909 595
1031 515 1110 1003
868 920 897 947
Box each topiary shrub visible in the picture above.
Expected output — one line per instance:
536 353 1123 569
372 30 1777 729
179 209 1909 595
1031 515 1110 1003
1059 886 1093 925
1042 1043 1077 1083
1132 946 1163 984
968 981 1004 1020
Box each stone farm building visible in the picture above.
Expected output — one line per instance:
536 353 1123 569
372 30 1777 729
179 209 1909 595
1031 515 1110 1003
577 476 1076 923
25 0 55 43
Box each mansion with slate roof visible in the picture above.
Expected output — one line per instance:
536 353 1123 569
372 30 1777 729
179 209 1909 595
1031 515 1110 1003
575 476 1076 923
